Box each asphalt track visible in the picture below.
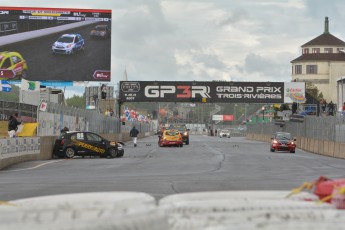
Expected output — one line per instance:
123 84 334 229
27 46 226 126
0 135 344 201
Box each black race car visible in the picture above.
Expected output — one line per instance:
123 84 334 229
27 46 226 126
53 131 124 158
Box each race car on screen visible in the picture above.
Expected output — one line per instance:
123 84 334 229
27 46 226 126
52 34 85 55
90 25 111 39
53 131 124 158
0 51 28 79
158 129 183 147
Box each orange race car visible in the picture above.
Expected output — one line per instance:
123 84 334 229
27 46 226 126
158 129 183 147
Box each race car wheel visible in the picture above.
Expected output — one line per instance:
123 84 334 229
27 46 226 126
290 150 295 153
270 148 275 152
180 144 183 147
65 147 75 158
108 147 118 158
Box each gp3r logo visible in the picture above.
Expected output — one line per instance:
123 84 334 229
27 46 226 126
144 85 211 98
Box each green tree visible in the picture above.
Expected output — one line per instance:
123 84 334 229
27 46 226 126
306 82 323 101
66 95 85 108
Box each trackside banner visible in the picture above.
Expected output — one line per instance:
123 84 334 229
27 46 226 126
119 81 305 104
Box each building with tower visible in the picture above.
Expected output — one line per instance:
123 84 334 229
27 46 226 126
291 17 345 108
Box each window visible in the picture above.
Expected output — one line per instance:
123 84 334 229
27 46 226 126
324 48 333 53
337 48 345 53
11 55 21 64
1 58 11 68
294 65 302 74
86 133 102 142
312 48 320 53
303 48 309 54
306 65 317 74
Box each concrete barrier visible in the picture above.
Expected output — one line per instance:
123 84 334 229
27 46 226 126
0 137 40 170
0 132 154 170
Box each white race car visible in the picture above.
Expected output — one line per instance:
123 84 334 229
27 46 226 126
219 129 231 138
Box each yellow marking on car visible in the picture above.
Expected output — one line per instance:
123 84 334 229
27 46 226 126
72 140 106 153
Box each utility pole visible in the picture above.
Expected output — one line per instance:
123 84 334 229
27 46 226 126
262 106 265 122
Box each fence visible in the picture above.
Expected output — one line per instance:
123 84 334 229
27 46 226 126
0 100 37 122
247 115 345 143
0 100 152 136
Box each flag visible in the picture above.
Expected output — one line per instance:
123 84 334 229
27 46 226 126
0 80 12 92
21 78 40 91
39 101 47 111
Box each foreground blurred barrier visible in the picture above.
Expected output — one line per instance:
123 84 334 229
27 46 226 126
1 191 344 229
0 192 169 230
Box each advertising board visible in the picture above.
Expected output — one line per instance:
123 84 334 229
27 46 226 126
119 81 305 104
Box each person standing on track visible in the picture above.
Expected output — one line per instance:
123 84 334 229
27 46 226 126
130 126 139 147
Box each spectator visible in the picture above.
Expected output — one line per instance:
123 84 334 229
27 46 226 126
328 101 334 116
104 109 110 117
292 102 298 114
60 127 69 135
101 84 107 99
129 126 139 147
8 113 21 138
321 99 327 112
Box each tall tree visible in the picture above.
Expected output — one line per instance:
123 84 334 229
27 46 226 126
66 95 85 108
306 82 323 101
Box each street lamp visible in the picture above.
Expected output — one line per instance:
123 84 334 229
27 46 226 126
261 106 265 122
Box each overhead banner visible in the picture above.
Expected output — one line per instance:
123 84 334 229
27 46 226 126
119 81 305 104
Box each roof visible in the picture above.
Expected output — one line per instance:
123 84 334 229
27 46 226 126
302 33 345 47
291 53 345 63
62 34 79 37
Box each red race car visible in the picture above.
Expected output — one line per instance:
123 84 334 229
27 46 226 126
270 132 296 153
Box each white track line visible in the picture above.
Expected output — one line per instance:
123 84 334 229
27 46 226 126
1 160 65 172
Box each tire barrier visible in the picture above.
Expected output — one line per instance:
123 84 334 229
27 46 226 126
0 192 169 230
158 191 345 230
1 191 344 229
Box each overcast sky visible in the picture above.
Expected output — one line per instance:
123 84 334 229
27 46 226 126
3 0 345 98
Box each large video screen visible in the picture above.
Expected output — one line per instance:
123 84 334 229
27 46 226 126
0 6 111 82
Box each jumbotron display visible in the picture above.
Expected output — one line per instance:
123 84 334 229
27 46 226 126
0 6 112 82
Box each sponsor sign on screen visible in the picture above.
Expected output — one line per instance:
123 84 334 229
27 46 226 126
119 81 303 104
